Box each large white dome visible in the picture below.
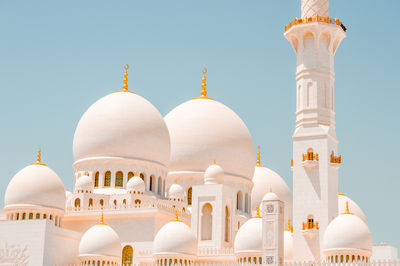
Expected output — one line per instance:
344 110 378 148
323 213 372 257
252 166 292 220
234 217 263 255
5 164 66 211
79 222 122 258
338 194 367 223
153 220 197 256
73 91 170 166
165 98 255 179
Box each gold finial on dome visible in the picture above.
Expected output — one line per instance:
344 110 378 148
117 64 133 93
254 205 262 218
84 171 89 176
173 209 181 222
31 148 46 166
342 200 353 215
193 67 214 100
213 159 216 165
256 145 262 166
270 187 273 193
338 192 345 196
98 210 106 225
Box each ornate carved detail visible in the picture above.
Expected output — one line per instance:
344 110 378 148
266 204 274 213
0 243 29 265
265 256 274 264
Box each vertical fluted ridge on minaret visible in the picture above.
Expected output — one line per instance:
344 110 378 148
301 0 329 18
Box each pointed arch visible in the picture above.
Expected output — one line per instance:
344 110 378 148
201 203 212 240
128 171 134 181
94 171 99 187
187 187 192 205
115 171 123 187
224 206 230 242
122 245 133 265
104 171 111 187
157 176 162 195
237 191 243 210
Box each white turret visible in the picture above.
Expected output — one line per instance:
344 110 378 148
285 0 346 261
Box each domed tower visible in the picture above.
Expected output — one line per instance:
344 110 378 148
4 149 66 227
73 65 170 198
285 0 347 261
164 68 255 212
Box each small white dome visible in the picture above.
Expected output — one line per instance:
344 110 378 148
323 212 372 258
338 194 367 223
262 191 280 201
169 183 185 201
79 222 122 258
234 217 263 255
153 220 197 256
5 164 66 211
126 175 145 192
204 163 224 184
75 173 93 192
284 230 293 262
165 98 255 180
73 92 170 166
251 166 292 221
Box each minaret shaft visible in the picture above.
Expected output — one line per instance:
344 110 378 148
285 1 346 262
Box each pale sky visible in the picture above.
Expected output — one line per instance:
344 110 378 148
0 0 399 248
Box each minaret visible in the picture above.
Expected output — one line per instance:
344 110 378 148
284 0 346 261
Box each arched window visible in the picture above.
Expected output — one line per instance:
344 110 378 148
100 199 104 207
29 213 33 219
104 171 111 187
201 203 212 240
225 206 230 242
22 213 26 220
157 177 162 195
113 200 117 208
123 199 126 206
36 213 40 219
75 198 81 208
244 193 249 213
94 172 99 187
135 199 141 205
115 171 123 187
149 175 155 192
237 191 243 210
140 172 145 181
187 187 192 205
128 172 134 181
43 214 47 219
122 245 133 265
89 198 93 207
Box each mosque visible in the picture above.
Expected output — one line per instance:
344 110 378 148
0 0 398 265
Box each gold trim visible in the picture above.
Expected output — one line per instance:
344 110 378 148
192 67 215 100
254 205 262 218
115 64 135 93
342 201 353 215
31 148 46 166
285 15 346 32
172 210 182 222
98 210 107 225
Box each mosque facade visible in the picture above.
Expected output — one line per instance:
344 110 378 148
0 0 398 265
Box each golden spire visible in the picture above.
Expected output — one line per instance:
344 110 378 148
193 67 214 100
270 187 273 193
285 217 293 232
173 209 181 222
213 159 217 165
122 64 129 92
31 148 46 166
116 64 133 93
342 200 353 215
201 67 207 97
256 145 261 166
84 171 89 176
98 210 106 225
254 205 261 218
66 186 69 192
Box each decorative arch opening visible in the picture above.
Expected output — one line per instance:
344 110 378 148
187 187 192 205
94 171 99 187
237 191 243 211
89 198 93 207
75 198 81 208
128 172 134 181
149 175 155 192
157 176 162 195
115 171 123 187
244 193 249 213
201 203 213 240
122 245 133 265
225 206 230 242
104 171 111 187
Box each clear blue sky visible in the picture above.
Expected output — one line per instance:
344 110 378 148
0 0 399 248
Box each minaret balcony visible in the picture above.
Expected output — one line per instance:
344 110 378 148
302 218 319 239
329 152 342 168
302 151 319 169
284 15 346 33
